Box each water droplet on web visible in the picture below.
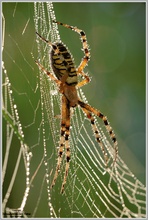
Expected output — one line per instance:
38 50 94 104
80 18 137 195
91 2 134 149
50 89 58 96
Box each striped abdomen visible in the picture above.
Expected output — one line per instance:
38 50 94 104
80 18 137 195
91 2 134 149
50 43 78 86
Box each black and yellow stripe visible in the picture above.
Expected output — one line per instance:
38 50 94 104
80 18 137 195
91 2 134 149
50 43 78 86
53 20 90 72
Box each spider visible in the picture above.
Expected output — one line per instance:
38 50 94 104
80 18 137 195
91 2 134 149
35 21 118 193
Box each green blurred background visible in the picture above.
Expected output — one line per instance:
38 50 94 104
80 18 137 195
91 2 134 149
2 2 146 217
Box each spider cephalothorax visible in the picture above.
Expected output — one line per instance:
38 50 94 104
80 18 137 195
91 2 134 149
36 21 118 193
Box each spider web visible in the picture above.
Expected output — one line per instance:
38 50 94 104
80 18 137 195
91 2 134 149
2 2 146 218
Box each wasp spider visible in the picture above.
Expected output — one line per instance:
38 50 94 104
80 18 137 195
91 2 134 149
35 21 118 193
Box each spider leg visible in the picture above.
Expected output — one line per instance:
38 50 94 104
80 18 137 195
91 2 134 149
76 71 90 88
36 32 61 59
78 100 118 164
51 95 67 188
36 32 52 47
51 95 71 193
53 21 90 73
35 60 61 86
81 107 108 166
51 135 65 189
60 104 71 193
